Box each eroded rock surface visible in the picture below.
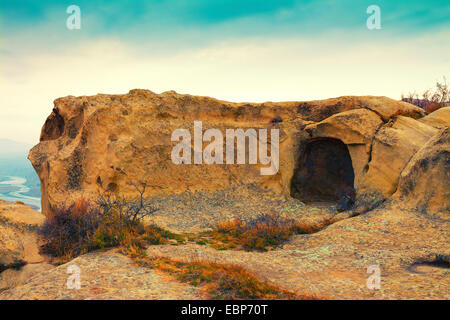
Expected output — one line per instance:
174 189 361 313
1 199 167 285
29 91 434 213
0 250 204 300
394 127 450 218
12 90 448 300
146 203 449 300
0 201 45 267
0 200 51 292
1 200 447 300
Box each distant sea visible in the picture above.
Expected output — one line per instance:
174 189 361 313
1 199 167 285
0 139 42 211
0 175 41 211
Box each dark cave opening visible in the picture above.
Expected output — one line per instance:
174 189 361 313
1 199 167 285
291 138 355 203
40 108 65 141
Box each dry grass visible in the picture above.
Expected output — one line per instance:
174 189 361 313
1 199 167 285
205 212 336 252
132 253 314 300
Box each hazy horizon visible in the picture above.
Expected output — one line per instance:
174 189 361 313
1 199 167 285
0 138 34 154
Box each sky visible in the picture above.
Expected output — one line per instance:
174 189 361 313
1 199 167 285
0 0 449 144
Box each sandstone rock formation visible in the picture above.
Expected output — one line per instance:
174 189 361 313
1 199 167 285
394 127 450 218
419 107 450 129
0 200 45 267
0 200 51 292
1 90 449 300
29 90 447 216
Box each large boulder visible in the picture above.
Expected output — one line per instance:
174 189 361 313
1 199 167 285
28 90 440 214
419 107 450 129
29 89 307 213
394 127 450 218
358 116 437 200
355 96 425 121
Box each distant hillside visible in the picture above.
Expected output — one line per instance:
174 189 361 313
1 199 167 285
0 139 33 158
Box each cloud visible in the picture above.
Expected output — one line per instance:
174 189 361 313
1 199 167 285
0 28 449 144
0 0 449 143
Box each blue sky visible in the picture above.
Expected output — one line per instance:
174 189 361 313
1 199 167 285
0 0 449 143
2 1 448 32
2 0 449 48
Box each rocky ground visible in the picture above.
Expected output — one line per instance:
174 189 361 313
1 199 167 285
0 194 448 300
147 203 449 299
0 250 204 300
146 186 336 233
0 200 53 293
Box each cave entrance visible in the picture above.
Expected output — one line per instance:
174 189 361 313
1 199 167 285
290 138 355 202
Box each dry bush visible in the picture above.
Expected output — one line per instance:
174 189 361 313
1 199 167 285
425 102 444 113
95 182 158 223
39 200 102 259
39 191 169 262
402 77 449 112
210 212 335 252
